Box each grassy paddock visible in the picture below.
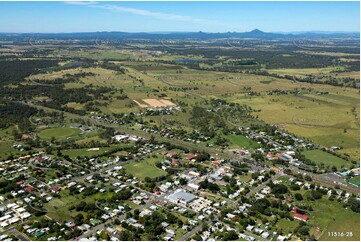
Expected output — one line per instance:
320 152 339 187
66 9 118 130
228 91 359 160
301 150 353 170
276 218 299 235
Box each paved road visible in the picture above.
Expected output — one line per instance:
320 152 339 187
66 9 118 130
10 228 30 241
179 224 202 241
76 200 154 240
178 218 213 241
0 221 32 239
245 173 282 199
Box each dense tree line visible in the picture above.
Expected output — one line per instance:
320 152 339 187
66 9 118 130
0 84 112 115
0 100 38 131
160 49 350 69
199 178 220 192
0 59 58 84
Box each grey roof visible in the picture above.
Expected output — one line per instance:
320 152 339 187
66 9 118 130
167 189 197 203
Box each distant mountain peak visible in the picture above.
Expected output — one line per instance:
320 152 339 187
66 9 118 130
249 29 264 34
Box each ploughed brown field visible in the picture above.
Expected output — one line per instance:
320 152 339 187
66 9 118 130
134 98 176 108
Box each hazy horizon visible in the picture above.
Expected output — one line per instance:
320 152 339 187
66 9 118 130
0 29 360 34
0 1 359 33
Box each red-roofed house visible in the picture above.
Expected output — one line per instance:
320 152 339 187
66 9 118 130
239 150 249 156
185 154 197 160
51 187 60 193
212 161 222 166
25 187 34 192
294 213 309 222
270 167 281 173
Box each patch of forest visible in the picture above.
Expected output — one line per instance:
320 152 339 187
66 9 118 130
0 100 38 131
0 59 58 84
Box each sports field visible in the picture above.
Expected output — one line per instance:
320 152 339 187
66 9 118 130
38 127 82 140
123 156 167 180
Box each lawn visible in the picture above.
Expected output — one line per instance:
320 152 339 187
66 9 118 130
293 197 360 241
38 127 81 140
349 176 360 183
123 156 167 180
226 134 259 149
237 173 252 183
348 176 360 187
0 141 27 160
75 136 106 145
319 208 360 241
43 189 114 222
276 175 291 183
301 150 353 170
276 218 299 235
43 196 76 223
61 147 114 158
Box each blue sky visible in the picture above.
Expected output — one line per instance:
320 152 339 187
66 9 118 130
0 1 359 33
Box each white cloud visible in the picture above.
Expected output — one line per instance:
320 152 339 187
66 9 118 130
92 4 203 22
64 1 234 29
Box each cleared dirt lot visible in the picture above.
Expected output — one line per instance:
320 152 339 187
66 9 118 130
134 98 176 108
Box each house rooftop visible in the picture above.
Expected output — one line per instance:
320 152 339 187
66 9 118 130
167 189 197 204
